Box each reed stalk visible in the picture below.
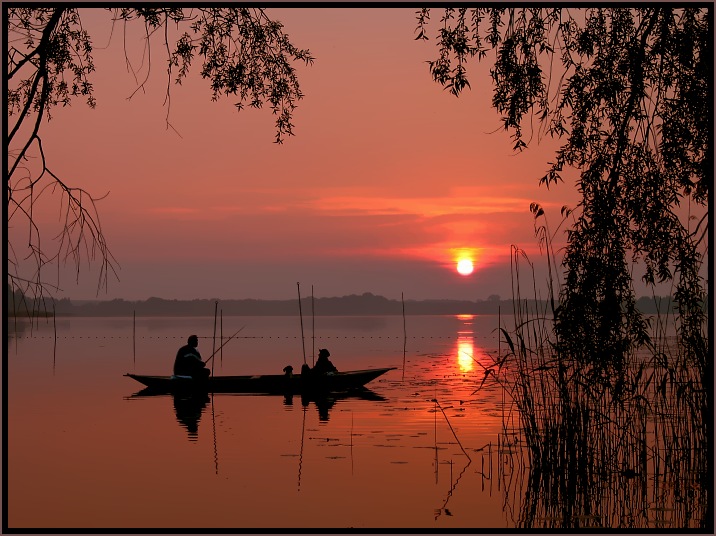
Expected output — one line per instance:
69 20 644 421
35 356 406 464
53 302 57 373
402 292 407 380
297 282 306 365
493 220 709 529
212 301 218 376
311 285 315 366
132 309 136 368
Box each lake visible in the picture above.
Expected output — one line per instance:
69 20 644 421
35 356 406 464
8 314 521 530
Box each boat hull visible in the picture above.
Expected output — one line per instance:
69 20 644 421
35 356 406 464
124 367 395 394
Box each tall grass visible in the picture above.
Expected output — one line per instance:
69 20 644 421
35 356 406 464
494 235 709 529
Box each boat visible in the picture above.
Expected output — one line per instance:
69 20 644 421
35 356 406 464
126 385 388 403
124 367 396 394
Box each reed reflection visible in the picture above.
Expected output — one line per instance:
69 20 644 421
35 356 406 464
493 295 708 529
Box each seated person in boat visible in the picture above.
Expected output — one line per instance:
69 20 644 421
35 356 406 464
312 348 338 375
174 335 210 379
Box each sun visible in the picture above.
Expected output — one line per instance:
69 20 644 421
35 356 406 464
456 258 474 276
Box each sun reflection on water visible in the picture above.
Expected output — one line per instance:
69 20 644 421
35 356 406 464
455 314 475 373
457 339 474 372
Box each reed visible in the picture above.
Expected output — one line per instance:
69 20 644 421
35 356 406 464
53 302 57 373
402 292 407 380
433 398 471 462
133 310 136 363
493 231 709 529
212 301 218 376
297 282 306 364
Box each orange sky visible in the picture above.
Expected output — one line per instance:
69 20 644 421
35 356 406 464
19 8 586 301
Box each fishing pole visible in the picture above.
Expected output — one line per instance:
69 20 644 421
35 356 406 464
204 325 246 365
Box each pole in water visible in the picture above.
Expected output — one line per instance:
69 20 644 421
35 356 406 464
402 292 407 381
212 301 218 376
53 302 57 374
220 309 224 368
133 310 136 369
297 282 306 365
311 285 315 367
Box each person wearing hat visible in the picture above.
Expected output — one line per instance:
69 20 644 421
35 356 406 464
313 348 337 375
174 335 210 379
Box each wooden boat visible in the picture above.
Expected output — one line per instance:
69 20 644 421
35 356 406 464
126 385 388 402
124 367 396 394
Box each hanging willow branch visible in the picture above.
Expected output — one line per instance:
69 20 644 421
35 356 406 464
7 7 314 314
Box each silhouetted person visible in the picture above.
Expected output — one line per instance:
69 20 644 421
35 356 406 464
313 348 337 374
174 335 210 380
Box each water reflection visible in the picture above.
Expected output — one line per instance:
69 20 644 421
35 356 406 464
128 388 387 436
297 390 387 422
281 392 336 421
10 314 705 528
455 315 475 373
456 339 474 373
286 389 389 421
172 392 210 440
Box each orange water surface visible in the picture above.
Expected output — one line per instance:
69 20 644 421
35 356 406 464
7 314 520 530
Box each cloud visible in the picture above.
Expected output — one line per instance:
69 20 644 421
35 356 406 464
149 206 200 216
300 192 536 218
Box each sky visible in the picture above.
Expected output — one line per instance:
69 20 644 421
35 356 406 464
12 8 599 302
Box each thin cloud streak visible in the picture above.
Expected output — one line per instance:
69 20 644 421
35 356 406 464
301 194 538 217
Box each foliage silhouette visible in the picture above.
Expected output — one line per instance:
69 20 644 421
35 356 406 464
417 7 710 528
7 7 314 311
416 6 708 368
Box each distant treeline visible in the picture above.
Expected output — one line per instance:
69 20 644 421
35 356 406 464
7 288 683 317
6 285 54 317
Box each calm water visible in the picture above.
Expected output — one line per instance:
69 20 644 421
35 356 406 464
8 314 520 530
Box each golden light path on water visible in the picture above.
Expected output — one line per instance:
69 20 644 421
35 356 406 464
8 314 515 529
456 314 475 373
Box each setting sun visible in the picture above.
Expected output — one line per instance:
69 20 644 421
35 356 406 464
456 259 474 276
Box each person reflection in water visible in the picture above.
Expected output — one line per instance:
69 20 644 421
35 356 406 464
173 393 210 440
313 348 337 374
301 394 337 422
174 335 211 379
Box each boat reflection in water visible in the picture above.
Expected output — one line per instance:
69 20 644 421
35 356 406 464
127 387 388 438
284 389 387 422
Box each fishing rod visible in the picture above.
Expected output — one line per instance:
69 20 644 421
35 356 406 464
204 325 246 366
